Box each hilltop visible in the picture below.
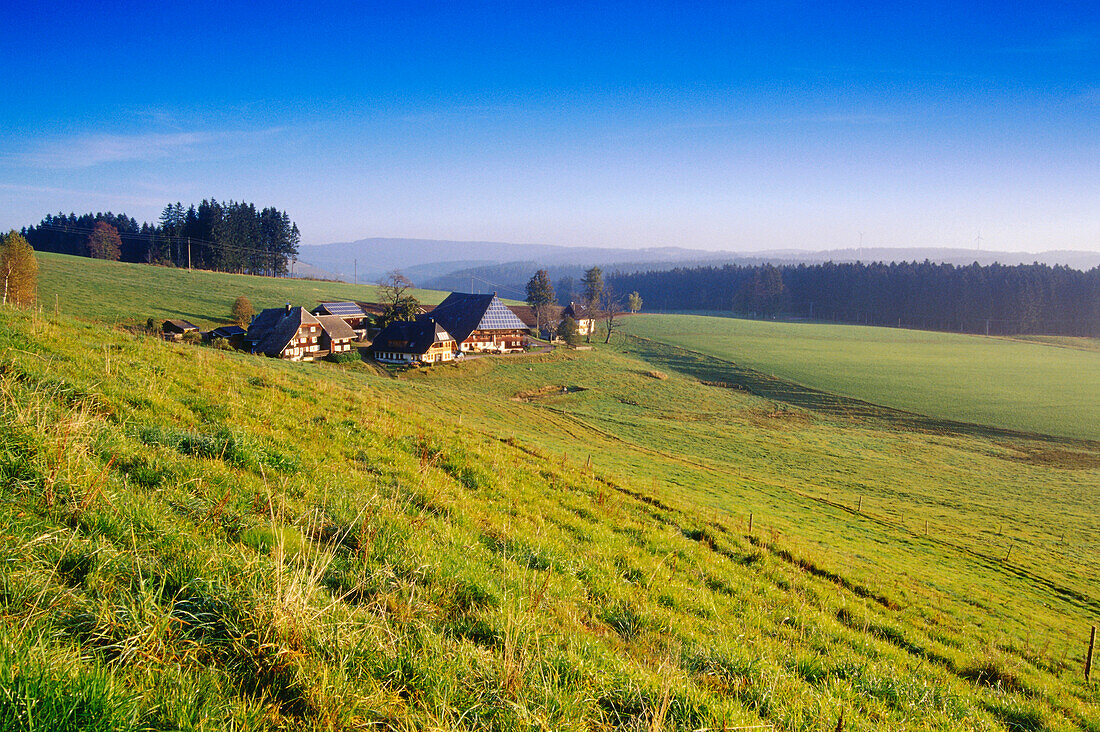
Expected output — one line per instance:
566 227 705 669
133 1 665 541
1 254 1098 730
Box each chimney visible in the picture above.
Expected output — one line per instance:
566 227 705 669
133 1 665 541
285 302 291 314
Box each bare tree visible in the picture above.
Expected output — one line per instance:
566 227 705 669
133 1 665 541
377 269 414 308
602 286 626 344
375 270 420 328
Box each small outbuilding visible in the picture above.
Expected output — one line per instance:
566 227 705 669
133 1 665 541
206 324 246 348
163 319 200 341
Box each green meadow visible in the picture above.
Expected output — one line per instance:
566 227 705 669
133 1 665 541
35 251 449 329
1 254 1098 730
623 313 1100 441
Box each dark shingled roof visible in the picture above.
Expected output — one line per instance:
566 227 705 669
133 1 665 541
312 301 367 319
372 319 454 355
211 325 246 338
315 314 357 341
562 301 603 321
429 293 528 344
163 319 199 332
245 306 320 356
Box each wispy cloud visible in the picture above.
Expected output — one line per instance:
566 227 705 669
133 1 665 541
10 128 283 169
0 182 167 208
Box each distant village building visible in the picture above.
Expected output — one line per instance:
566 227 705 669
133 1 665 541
315 314 358 355
429 293 529 353
311 302 369 339
245 304 325 361
372 318 456 364
206 324 246 348
562 302 598 337
162 319 200 341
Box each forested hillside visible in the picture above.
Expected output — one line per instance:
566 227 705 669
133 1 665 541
610 261 1100 336
22 200 300 276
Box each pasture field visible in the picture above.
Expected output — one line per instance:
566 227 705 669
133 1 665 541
622 313 1100 441
1 254 1098 729
34 251 449 329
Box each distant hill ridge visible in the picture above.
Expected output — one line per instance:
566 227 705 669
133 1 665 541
298 237 1100 288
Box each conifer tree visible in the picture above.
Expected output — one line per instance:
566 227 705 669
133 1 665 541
525 269 556 334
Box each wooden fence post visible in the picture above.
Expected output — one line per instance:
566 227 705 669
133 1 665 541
1086 626 1096 682
857 496 862 512
748 513 753 534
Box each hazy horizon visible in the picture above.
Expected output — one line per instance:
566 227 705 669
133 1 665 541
3 2 1098 254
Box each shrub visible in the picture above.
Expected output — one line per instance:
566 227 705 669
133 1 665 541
230 296 254 327
181 331 201 344
326 351 360 364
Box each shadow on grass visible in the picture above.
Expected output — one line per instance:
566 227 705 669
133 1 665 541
623 334 1099 449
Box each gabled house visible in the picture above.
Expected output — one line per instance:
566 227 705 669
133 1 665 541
372 318 456 365
311 302 369 339
562 302 598 337
206 324 246 348
244 304 325 361
162 319 200 341
315 315 358 356
429 292 529 353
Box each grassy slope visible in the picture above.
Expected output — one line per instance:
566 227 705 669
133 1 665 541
3 307 1100 731
1 256 1098 730
35 252 450 329
622 313 1100 441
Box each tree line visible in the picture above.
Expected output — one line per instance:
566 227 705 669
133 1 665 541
609 261 1100 336
21 200 300 276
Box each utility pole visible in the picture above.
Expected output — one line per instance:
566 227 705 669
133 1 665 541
354 258 357 285
187 237 191 272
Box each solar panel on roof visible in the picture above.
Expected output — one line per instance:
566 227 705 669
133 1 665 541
476 298 527 330
320 302 365 317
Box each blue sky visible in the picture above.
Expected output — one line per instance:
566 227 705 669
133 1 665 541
2 1 1098 251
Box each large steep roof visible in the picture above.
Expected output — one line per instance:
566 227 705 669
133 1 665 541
429 293 528 343
245 306 320 356
372 319 454 355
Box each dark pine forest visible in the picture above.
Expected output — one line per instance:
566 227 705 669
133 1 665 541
22 200 300 277
610 261 1100 336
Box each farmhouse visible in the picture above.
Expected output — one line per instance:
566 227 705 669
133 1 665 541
562 302 598 337
162 319 200 341
244 304 325 361
429 292 529 353
311 301 369 339
315 314 358 355
372 318 457 364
